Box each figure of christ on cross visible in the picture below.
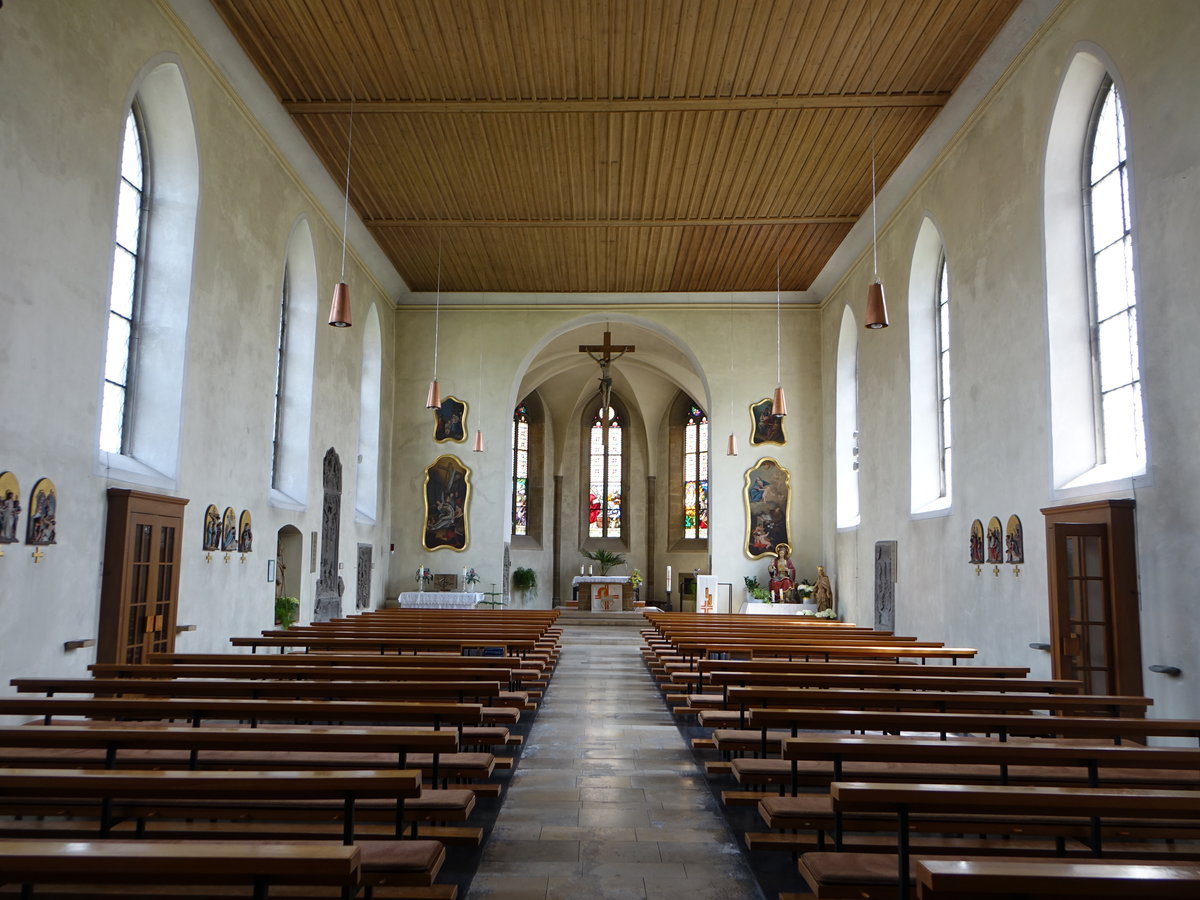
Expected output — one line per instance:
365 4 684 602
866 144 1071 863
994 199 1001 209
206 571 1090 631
578 330 635 411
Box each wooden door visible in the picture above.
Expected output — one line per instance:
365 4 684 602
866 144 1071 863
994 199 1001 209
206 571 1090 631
1050 523 1112 694
1042 500 1142 699
98 490 187 664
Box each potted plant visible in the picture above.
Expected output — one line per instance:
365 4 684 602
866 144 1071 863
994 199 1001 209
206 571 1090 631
274 596 299 629
744 576 771 603
581 549 626 575
512 566 537 601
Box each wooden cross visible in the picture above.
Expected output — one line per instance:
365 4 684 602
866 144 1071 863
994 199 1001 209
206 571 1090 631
579 331 634 409
31 546 45 564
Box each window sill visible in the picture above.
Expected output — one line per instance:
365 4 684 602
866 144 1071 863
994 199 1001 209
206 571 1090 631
911 499 952 520
510 534 543 551
95 451 176 491
269 488 306 513
1055 463 1149 499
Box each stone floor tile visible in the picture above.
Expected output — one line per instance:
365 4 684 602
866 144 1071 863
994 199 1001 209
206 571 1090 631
467 874 549 899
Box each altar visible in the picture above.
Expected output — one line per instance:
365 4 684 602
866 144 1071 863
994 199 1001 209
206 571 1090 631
396 591 484 609
571 576 630 612
744 601 820 615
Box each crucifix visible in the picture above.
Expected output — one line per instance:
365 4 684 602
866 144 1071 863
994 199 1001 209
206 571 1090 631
578 330 635 412
31 547 45 564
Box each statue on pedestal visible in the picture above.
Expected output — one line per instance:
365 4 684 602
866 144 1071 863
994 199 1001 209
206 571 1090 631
767 542 796 601
814 565 834 613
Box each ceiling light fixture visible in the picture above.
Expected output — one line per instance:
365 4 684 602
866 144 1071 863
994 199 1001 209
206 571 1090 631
864 1 889 330
328 95 354 328
425 244 443 408
472 338 484 452
772 254 788 417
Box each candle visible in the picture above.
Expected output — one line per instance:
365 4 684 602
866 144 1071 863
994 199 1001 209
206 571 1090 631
666 565 672 591
589 565 594 575
580 564 585 575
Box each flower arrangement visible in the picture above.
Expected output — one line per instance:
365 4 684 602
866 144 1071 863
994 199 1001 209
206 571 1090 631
628 568 643 589
815 608 838 619
414 566 433 586
464 567 480 587
796 580 816 601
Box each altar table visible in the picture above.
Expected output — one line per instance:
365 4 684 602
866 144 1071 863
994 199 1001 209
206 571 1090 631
396 591 484 609
571 576 630 612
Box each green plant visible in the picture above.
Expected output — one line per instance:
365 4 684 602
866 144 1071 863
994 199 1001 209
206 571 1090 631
743 575 761 592
274 596 299 629
582 549 626 575
512 567 538 597
749 586 771 601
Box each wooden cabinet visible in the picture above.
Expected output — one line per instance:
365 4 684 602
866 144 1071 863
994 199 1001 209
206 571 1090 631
1041 499 1142 699
97 489 188 664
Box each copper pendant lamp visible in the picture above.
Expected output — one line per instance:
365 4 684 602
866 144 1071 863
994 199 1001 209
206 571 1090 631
772 255 788 417
864 1 889 330
425 247 443 409
328 97 354 328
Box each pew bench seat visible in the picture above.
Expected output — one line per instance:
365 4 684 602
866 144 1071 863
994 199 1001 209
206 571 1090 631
914 857 1200 899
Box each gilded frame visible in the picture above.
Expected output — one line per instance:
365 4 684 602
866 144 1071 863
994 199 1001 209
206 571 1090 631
749 397 786 446
422 454 470 552
743 457 791 559
0 471 21 544
433 396 468 443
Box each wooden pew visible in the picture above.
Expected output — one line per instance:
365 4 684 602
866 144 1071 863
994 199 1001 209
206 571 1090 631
0 839 363 899
803 782 1200 900
229 635 539 656
914 858 1200 899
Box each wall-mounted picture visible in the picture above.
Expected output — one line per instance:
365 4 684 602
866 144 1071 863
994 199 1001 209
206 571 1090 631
238 510 253 553
749 397 786 446
0 471 20 544
203 504 221 551
423 455 470 552
986 516 1003 564
221 507 237 552
1005 514 1024 564
433 573 459 592
25 477 57 545
969 519 984 564
433 396 467 443
743 457 791 559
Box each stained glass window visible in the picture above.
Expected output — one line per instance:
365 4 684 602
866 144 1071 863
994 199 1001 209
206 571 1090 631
589 405 622 538
683 404 709 539
1087 80 1144 471
512 404 529 536
100 108 145 454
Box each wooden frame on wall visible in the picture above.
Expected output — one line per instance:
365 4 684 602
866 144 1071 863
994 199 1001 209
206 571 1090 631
423 455 470 552
743 457 791 560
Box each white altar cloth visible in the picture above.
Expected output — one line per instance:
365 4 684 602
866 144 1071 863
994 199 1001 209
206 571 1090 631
397 591 484 609
744 602 820 615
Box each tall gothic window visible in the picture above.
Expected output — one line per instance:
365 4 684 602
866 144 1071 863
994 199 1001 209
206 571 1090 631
934 254 952 497
512 403 529 536
270 263 289 486
99 108 146 454
682 404 709 539
1087 79 1144 471
588 405 622 538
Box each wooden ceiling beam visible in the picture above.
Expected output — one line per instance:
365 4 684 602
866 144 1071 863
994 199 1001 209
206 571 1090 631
284 93 950 115
363 216 859 228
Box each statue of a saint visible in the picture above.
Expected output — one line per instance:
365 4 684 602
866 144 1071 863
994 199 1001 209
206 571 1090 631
768 542 796 601
814 565 834 612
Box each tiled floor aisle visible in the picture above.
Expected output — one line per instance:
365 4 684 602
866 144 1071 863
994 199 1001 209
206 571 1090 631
467 624 765 900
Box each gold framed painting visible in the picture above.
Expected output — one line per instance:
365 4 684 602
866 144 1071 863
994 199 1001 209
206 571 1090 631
749 397 786 446
0 471 20 544
423 455 470 552
743 457 791 560
433 396 468 443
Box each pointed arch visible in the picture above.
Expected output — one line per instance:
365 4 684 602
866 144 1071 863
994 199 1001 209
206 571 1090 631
836 306 861 528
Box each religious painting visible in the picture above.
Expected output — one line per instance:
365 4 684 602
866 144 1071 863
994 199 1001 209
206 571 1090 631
202 505 221 551
0 471 20 544
986 516 1003 564
238 509 253 553
968 519 984 564
221 507 237 552
743 457 791 560
749 397 787 446
1005 514 1024 564
433 573 459 592
25 477 57 545
423 455 470 552
433 396 467 443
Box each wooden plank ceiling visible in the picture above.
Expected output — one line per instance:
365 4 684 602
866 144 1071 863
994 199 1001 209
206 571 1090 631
211 0 1020 295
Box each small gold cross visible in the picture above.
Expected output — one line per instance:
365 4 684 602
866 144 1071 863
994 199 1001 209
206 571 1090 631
31 547 45 564
240 554 247 564
205 552 213 564
224 552 231 564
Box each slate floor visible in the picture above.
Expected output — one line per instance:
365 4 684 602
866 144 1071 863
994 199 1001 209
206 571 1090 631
467 624 765 900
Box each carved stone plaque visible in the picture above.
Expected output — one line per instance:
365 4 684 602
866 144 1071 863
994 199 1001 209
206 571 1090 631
314 448 342 622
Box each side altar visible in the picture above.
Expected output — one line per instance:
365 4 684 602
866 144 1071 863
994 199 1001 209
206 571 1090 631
571 575 632 612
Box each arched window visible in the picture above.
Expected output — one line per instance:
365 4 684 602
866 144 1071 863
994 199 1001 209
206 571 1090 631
99 108 146 455
1045 53 1146 489
682 403 709 540
836 307 860 528
512 403 530 536
354 304 382 521
934 255 952 496
96 60 198 487
588 404 623 538
1086 79 1144 472
511 392 545 544
271 218 318 507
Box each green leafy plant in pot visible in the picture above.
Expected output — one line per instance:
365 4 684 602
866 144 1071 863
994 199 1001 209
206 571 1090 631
581 549 626 575
512 567 538 599
274 596 300 629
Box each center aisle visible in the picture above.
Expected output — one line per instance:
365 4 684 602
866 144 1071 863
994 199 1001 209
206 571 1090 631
468 623 764 900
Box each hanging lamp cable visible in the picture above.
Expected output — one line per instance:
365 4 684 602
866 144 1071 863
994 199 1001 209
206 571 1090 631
433 242 442 381
338 95 354 282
